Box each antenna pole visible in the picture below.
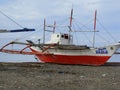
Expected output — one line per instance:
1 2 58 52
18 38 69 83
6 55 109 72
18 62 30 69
93 10 97 47
43 19 46 44
53 21 56 33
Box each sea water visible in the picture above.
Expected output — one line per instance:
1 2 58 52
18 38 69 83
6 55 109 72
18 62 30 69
108 54 120 62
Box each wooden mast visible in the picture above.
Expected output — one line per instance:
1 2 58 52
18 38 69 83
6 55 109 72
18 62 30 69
43 19 46 44
93 10 97 47
68 8 73 44
53 21 56 33
70 8 73 27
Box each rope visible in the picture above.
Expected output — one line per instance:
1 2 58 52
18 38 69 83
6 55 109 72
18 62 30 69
73 19 93 45
0 10 24 28
97 19 117 43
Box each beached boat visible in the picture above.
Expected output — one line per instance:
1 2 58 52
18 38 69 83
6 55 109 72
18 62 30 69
0 9 120 65
29 33 120 65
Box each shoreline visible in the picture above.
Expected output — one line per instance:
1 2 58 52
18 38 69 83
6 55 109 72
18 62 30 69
1 62 120 66
0 62 120 90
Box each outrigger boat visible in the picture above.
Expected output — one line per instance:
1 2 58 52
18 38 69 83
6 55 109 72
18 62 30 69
0 9 120 65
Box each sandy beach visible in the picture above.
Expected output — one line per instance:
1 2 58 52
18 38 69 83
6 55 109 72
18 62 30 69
0 62 120 90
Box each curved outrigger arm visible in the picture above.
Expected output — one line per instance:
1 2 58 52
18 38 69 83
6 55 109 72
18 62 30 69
0 41 39 55
0 42 14 50
0 41 57 55
42 43 57 53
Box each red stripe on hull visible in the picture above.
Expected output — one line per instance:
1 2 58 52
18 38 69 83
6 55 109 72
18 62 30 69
36 54 110 66
31 49 110 65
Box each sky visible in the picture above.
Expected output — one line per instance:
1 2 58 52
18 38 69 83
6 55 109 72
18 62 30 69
0 0 120 62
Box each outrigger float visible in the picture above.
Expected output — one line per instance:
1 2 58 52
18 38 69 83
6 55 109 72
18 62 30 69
0 9 120 65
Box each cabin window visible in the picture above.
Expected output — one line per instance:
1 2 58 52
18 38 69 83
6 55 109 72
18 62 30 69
64 34 68 39
61 34 69 39
57 35 59 37
61 35 64 38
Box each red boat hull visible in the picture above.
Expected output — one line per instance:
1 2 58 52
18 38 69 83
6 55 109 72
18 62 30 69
35 54 110 65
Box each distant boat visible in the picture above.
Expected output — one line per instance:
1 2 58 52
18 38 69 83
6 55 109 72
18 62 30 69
0 10 35 33
0 9 120 66
0 28 35 33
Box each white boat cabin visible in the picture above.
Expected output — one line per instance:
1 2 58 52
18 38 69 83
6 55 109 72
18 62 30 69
47 33 73 45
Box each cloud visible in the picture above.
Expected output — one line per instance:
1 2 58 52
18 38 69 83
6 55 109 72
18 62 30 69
0 0 120 43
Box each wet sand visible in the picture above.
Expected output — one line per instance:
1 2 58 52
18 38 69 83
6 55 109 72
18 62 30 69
0 62 120 90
